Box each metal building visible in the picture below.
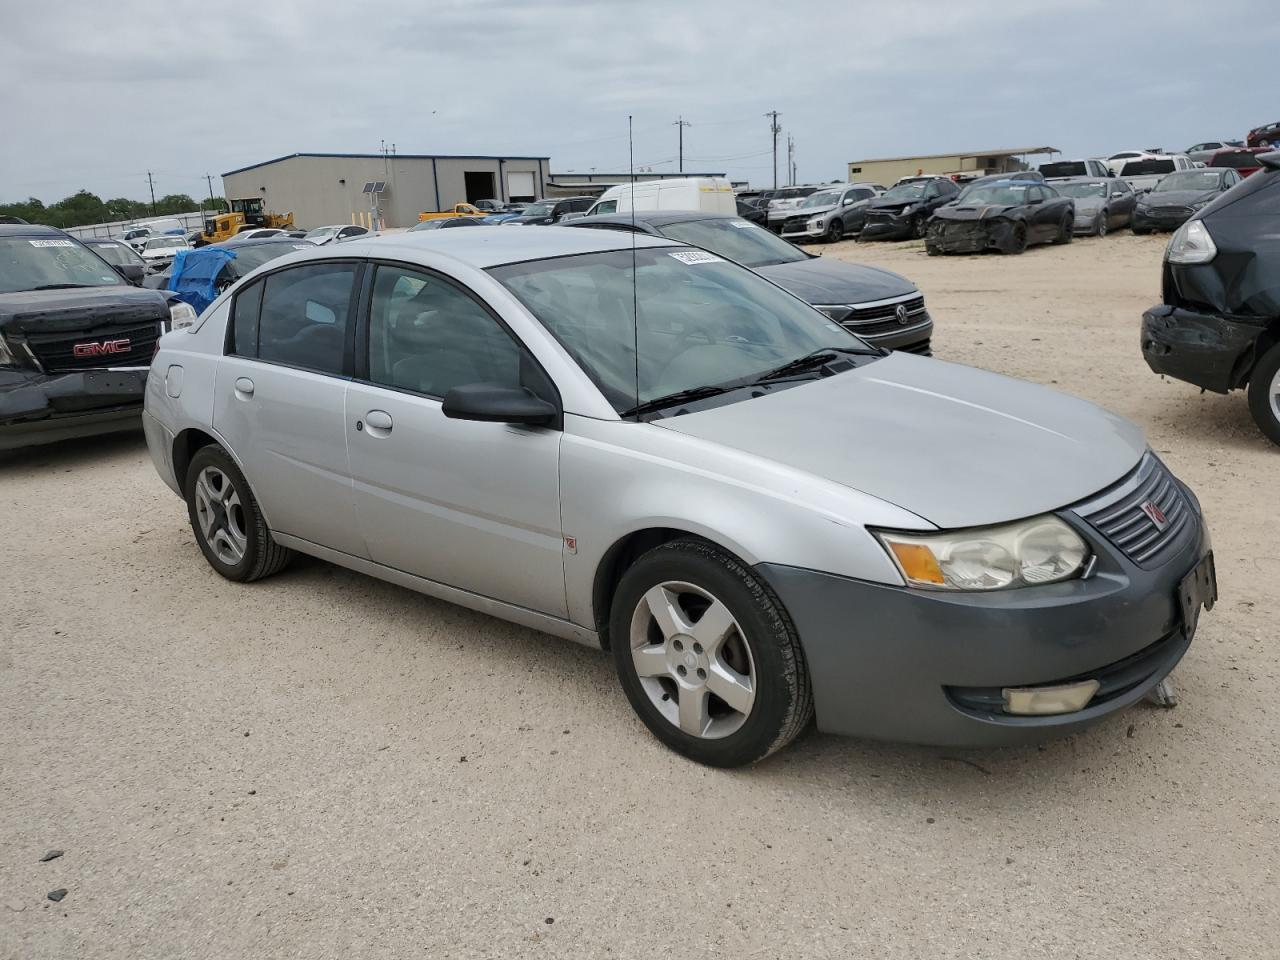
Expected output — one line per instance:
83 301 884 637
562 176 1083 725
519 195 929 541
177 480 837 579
221 152 551 229
847 147 1059 187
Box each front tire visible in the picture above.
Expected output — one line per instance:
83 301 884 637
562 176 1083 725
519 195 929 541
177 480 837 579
610 539 813 767
1247 343 1280 446
911 215 928 240
1095 211 1109 237
1007 222 1028 254
1053 213 1073 244
825 218 844 243
185 446 293 582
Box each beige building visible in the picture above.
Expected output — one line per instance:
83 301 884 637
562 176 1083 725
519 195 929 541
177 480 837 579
221 152 551 229
847 146 1058 187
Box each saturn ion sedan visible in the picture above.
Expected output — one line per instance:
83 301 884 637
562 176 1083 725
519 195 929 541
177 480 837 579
142 228 1216 767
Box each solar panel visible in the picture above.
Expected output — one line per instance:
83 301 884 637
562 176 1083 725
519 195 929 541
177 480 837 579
361 181 376 193
372 180 386 193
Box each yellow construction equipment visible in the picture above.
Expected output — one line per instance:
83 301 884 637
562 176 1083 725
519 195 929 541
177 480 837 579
199 198 295 244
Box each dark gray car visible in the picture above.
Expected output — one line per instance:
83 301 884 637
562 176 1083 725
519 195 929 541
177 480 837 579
1051 177 1139 236
568 211 933 353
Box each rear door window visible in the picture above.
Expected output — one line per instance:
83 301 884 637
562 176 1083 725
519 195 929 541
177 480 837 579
253 262 357 375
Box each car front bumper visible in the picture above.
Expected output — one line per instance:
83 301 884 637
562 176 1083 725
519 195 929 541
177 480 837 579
781 223 824 241
757 505 1210 747
1141 303 1265 393
926 219 1020 254
0 367 148 450
1133 208 1194 232
859 213 915 240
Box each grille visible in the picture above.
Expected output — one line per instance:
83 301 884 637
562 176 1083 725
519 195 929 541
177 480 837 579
24 320 161 373
1149 205 1191 218
836 295 928 337
782 216 810 232
1073 453 1194 568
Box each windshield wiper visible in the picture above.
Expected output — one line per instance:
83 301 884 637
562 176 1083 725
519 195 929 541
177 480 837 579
754 346 881 383
31 283 94 290
620 383 741 419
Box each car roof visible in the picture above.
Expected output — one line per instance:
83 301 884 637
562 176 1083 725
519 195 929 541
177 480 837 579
1052 176 1112 183
213 237 312 249
0 223 68 239
339 224 678 268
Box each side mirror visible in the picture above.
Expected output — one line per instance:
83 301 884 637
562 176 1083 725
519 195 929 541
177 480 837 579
442 383 558 427
1028 197 1043 205
116 263 146 285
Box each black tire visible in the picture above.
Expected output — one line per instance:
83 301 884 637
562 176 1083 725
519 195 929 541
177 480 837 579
825 218 844 243
1133 224 1151 235
1053 213 1073 244
610 539 813 767
911 215 928 239
1247 343 1280 446
184 445 293 582
1007 223 1028 254
1095 212 1109 238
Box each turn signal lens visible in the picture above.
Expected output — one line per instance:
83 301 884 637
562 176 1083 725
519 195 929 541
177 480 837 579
886 542 945 585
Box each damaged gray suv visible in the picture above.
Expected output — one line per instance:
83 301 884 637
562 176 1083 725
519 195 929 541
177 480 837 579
143 228 1215 767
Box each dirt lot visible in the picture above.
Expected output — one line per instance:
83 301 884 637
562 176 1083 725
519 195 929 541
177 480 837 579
2 233 1276 959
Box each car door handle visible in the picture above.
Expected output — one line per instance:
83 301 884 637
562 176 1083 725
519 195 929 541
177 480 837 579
234 377 254 399
363 409 393 437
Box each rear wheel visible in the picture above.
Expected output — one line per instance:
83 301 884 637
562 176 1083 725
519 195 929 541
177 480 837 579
610 539 813 767
185 446 293 582
825 218 844 243
1247 343 1280 446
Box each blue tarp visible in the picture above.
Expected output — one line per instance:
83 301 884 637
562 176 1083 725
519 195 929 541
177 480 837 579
167 247 236 314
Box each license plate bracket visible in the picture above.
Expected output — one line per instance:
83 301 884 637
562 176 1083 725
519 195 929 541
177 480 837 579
1178 552 1217 639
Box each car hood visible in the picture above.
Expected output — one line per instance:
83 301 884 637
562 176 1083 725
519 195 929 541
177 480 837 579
866 197 916 213
655 352 1145 528
0 284 169 334
933 204 1024 221
757 257 916 304
787 203 835 219
1141 189 1218 206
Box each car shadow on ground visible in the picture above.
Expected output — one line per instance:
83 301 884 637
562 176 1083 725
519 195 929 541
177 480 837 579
0 427 148 473
1148 387 1274 452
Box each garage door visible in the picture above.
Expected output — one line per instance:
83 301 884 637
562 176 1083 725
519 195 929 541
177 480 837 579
507 171 536 201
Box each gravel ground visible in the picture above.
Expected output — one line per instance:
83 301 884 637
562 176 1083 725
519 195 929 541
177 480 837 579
2 232 1276 959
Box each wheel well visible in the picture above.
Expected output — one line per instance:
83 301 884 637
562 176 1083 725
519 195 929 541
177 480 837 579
172 428 218 488
1235 321 1280 389
592 527 707 649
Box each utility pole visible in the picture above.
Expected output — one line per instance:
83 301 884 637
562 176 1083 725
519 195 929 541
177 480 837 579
204 174 217 210
765 111 781 189
673 116 692 172
146 171 157 215
786 135 794 186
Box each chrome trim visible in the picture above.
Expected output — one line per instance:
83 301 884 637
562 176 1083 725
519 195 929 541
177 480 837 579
814 290 924 312
854 318 932 340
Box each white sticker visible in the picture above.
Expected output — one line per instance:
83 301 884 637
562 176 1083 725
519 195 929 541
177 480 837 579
669 250 723 265
29 239 76 248
729 221 756 228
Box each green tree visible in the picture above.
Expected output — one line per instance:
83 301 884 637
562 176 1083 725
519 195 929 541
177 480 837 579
47 190 108 228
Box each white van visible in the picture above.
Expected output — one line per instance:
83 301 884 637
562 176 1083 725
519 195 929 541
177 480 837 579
585 177 736 218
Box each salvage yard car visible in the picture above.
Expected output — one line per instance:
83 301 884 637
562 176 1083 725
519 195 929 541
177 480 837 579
567 210 933 353
860 177 960 241
1119 154 1198 194
779 183 881 243
1143 151 1280 444
1052 177 1137 236
1131 168 1241 233
143 227 1215 766
926 180 1074 255
1 224 194 449
82 237 149 284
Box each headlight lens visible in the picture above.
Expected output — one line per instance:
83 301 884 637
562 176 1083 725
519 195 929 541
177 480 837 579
168 301 198 331
876 516 1088 591
901 204 917 215
1167 219 1217 264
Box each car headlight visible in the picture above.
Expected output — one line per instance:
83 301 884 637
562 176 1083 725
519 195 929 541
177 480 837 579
876 516 1089 591
901 204 917 215
1167 219 1217 265
168 301 198 331
815 305 852 322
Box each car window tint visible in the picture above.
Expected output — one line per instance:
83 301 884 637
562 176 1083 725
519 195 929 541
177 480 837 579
256 262 355 374
366 264 523 399
230 279 264 357
595 200 618 215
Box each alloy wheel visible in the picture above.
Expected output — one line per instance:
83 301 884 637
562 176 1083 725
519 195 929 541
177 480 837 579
628 581 756 739
1097 213 1108 237
193 466 248 566
1270 366 1280 426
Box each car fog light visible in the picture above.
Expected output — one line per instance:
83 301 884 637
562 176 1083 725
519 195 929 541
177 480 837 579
1002 679 1100 716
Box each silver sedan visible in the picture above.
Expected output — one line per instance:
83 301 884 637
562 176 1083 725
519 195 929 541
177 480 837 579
142 228 1214 766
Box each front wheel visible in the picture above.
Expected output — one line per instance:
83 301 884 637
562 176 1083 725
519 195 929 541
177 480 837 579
911 215 928 239
1006 222 1028 254
1247 343 1280 446
1053 214 1073 244
185 445 293 582
610 539 813 767
825 218 844 243
1095 212 1109 237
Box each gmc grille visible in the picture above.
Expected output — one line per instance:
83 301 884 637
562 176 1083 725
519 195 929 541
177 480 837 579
24 321 162 373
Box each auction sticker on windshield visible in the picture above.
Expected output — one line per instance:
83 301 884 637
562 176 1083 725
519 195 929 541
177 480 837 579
29 239 77 248
669 251 723 264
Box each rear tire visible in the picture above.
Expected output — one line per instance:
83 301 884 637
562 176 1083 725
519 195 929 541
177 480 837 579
610 539 813 767
1247 343 1280 446
184 446 293 582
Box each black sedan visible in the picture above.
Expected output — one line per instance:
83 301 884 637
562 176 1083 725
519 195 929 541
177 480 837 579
925 180 1075 255
1142 152 1280 444
1131 168 1243 233
567 211 933 353
860 177 961 241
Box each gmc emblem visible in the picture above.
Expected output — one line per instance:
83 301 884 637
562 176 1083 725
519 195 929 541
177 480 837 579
73 338 131 358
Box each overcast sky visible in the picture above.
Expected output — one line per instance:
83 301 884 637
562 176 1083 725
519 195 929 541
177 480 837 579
3 0 1276 203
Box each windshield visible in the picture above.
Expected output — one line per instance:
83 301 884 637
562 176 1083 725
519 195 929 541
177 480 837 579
658 218 806 268
957 184 1032 206
1154 171 1224 192
800 190 841 208
226 242 312 275
88 242 141 267
520 202 554 217
304 226 340 239
145 237 186 250
883 182 927 200
1053 181 1108 199
0 237 124 293
1121 159 1175 176
490 247 870 414
409 219 446 231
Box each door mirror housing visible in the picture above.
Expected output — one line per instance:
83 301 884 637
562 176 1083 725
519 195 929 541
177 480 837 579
115 262 146 285
442 383 558 426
